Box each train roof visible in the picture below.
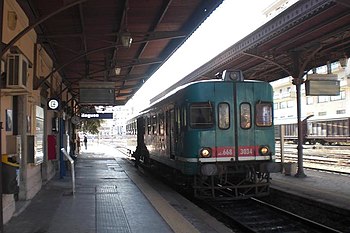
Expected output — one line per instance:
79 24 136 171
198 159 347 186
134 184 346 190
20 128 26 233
132 79 268 118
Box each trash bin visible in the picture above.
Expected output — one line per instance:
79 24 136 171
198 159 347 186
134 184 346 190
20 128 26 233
283 162 297 176
2 154 19 194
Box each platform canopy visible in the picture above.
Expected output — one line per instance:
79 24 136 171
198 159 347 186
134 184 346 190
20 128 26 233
15 0 223 105
153 0 350 101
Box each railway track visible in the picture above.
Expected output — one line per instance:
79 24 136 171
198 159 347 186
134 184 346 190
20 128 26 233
116 146 349 232
275 144 350 174
206 198 342 233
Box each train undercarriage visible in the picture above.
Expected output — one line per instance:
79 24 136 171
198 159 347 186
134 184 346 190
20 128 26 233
143 157 272 200
193 164 271 200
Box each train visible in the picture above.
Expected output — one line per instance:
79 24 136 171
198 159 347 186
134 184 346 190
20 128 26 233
126 71 280 200
275 117 350 145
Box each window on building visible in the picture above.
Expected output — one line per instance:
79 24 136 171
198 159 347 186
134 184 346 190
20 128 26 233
336 109 346 115
255 102 273 127
331 91 346 101
287 100 294 108
306 97 314 105
318 96 330 103
279 101 286 109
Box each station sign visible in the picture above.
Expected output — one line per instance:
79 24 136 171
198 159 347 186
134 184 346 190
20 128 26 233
80 113 113 119
47 98 60 110
305 74 340 96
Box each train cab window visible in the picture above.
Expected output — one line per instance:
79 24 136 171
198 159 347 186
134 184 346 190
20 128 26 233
240 103 251 129
218 103 230 129
190 102 213 129
255 102 273 127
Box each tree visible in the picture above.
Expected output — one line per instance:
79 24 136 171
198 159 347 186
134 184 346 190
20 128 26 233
80 119 104 135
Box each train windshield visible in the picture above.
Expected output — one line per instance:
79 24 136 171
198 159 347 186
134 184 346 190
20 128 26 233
190 102 214 129
240 103 251 129
255 102 273 127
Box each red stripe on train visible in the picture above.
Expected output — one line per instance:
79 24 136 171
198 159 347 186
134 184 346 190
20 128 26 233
212 146 260 157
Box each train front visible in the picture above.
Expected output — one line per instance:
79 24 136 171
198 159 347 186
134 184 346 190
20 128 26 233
183 77 280 200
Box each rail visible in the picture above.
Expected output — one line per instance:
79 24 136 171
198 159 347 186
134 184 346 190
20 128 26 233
60 148 76 195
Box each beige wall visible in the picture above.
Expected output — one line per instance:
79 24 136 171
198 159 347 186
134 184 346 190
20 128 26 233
1 0 70 224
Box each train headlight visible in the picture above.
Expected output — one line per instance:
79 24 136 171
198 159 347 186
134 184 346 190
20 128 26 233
259 146 270 156
200 148 212 158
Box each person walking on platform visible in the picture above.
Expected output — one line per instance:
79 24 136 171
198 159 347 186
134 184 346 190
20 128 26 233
84 135 88 150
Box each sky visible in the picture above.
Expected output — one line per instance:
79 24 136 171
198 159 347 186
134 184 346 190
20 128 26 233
127 0 278 112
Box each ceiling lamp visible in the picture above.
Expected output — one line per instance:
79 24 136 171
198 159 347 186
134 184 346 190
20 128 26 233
115 67 121 75
121 32 132 48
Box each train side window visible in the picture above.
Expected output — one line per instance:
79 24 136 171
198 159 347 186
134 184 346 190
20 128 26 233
147 117 151 135
190 102 214 129
152 115 157 134
240 103 251 129
176 107 181 133
255 102 273 127
182 106 187 128
165 110 169 135
218 102 230 129
159 113 164 135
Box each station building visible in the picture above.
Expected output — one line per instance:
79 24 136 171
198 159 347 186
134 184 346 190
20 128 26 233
1 0 77 223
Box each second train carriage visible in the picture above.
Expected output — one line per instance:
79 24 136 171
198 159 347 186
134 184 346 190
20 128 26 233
275 117 350 145
126 74 280 199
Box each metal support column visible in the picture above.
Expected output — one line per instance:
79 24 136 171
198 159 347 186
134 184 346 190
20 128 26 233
0 122 3 233
0 0 5 230
292 52 307 178
279 125 285 173
59 116 66 178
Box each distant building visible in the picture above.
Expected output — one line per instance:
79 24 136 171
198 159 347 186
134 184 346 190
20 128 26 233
272 59 350 125
97 105 131 139
263 0 299 20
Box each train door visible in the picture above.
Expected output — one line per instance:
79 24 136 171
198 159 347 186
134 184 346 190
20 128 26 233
136 117 145 147
235 82 257 160
214 83 236 161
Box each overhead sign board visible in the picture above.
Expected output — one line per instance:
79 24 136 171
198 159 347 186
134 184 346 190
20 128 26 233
79 81 115 105
80 113 113 119
305 74 340 96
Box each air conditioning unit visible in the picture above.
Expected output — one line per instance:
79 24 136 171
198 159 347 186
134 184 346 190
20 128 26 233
6 54 29 89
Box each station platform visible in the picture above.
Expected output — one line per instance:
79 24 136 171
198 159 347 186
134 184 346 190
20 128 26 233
4 142 350 233
270 167 350 212
3 142 231 233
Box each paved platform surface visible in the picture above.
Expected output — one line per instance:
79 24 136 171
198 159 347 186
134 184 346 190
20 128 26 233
3 143 231 233
271 168 350 211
